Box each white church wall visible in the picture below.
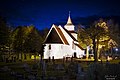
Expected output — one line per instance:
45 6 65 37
75 46 85 58
44 44 50 59
44 44 73 59
44 44 85 59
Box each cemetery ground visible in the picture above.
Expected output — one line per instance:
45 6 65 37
0 59 120 80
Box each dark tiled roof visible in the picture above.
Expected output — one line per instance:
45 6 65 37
44 28 63 44
55 26 69 45
44 25 69 45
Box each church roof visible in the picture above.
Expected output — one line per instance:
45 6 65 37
44 24 69 45
55 26 69 45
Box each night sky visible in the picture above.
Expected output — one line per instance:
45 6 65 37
0 0 120 30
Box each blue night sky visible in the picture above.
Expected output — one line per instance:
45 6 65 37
0 0 120 30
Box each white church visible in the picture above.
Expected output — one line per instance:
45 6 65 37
43 14 86 59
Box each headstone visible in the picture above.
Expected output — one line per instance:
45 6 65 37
93 70 98 80
77 64 82 74
66 62 78 79
106 60 110 67
56 64 64 70
2 66 11 71
6 58 8 63
119 62 120 64
16 73 24 79
76 64 86 80
52 56 55 64
71 56 73 62
23 63 29 68
41 60 46 78
63 56 65 63
49 57 51 62
66 57 68 62
28 75 35 80
23 63 31 73
10 71 16 76
32 64 38 70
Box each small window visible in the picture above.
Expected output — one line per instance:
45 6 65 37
49 45 51 50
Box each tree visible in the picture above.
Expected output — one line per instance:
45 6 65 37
78 19 108 62
24 26 43 59
78 18 120 62
0 16 11 51
77 25 91 49
107 19 120 47
12 26 28 60
12 25 44 60
0 16 12 61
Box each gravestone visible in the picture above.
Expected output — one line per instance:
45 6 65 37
52 56 55 64
27 75 35 80
63 56 65 63
76 64 85 80
1 66 11 71
66 62 78 79
23 63 31 73
49 57 51 62
77 64 82 74
56 64 64 70
86 63 104 80
40 60 46 79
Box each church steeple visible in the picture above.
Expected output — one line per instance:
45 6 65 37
64 11 75 31
67 11 73 25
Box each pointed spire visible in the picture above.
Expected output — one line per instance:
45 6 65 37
67 11 73 25
69 11 70 16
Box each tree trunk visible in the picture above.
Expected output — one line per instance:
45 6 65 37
21 52 23 61
93 38 98 62
96 38 99 59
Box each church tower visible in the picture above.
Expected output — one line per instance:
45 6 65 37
64 12 75 31
64 12 77 40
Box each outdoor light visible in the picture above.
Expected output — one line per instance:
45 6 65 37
115 48 118 54
115 48 118 52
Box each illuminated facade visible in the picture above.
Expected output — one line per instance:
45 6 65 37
43 14 85 59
